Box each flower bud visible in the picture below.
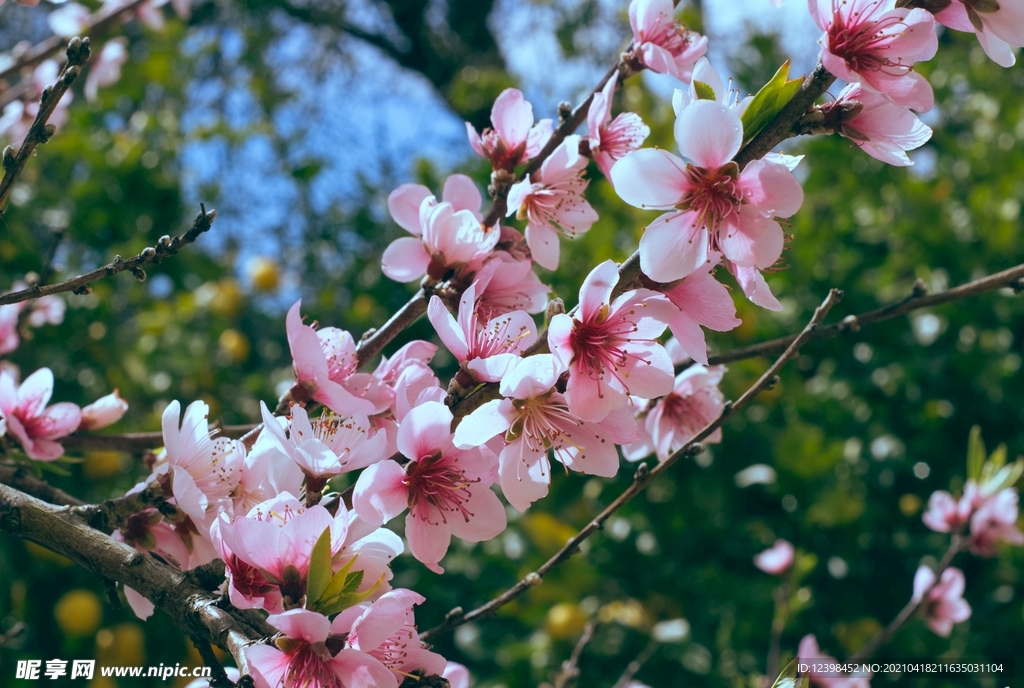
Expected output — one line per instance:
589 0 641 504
79 390 128 431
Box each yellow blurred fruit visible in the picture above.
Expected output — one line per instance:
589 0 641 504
218 329 251 363
210 279 243 318
248 256 281 292
546 603 587 640
25 541 74 567
55 589 103 637
598 599 649 629
352 293 376 320
83 451 123 479
899 493 923 517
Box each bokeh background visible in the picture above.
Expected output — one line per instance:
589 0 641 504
1 0 1023 686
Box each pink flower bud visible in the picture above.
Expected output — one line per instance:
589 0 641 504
754 539 795 575
79 390 129 431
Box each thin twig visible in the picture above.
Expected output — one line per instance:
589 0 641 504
764 582 791 688
195 640 235 688
0 622 26 649
0 461 84 507
61 424 255 453
848 535 965 662
422 290 843 641
552 621 598 688
0 205 216 307
0 38 91 216
611 640 659 688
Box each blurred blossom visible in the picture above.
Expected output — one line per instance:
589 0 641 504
754 539 795 575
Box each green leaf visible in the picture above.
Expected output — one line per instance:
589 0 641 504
967 425 985 481
693 81 717 101
772 657 808 688
304 527 333 608
740 60 804 145
316 571 384 617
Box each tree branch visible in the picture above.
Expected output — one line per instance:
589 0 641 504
0 461 84 507
421 289 844 641
0 205 216 307
61 423 255 453
552 621 597 688
71 482 174 533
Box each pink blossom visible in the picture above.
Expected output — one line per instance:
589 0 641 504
969 487 1024 556
663 254 742 365
454 355 639 511
810 0 938 111
798 635 872 688
117 505 218 573
444 663 471 688
912 566 972 637
934 0 1024 67
754 539 795 575
548 260 678 423
353 401 506 573
821 83 932 166
382 176 499 283
469 250 551 318
85 39 128 102
624 365 725 462
0 368 81 461
78 390 129 431
922 487 974 533
156 399 243 525
247 609 396 688
25 294 65 328
506 136 599 271
48 3 91 37
0 305 20 355
286 300 375 416
611 97 803 283
427 281 537 383
0 62 73 143
466 88 553 171
587 75 651 180
628 0 708 82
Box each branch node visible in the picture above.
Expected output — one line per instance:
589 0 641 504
557 100 573 127
841 314 861 332
131 267 147 282
633 462 649 482
443 607 464 622
763 374 781 390
524 572 542 587
72 284 93 296
911 279 928 297
1 146 15 172
546 297 566 319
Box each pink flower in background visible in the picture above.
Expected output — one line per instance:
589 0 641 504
48 3 91 37
912 565 972 637
507 135 599 271
157 400 243 524
247 609 397 688
798 635 872 688
628 0 708 82
353 401 505 573
922 486 974 533
466 88 553 171
969 487 1024 556
935 0 1024 67
444 663 471 688
0 62 73 143
624 365 725 462
25 293 65 328
663 254 742 365
810 0 938 111
0 368 81 461
286 300 375 416
822 83 932 166
455 354 639 511
469 251 551 318
85 39 128 101
79 390 128 430
548 260 678 422
427 282 537 383
754 539 795 575
0 305 20 355
587 75 651 180
611 98 803 283
381 179 498 283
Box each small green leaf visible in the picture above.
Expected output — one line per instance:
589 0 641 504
305 527 333 607
967 425 985 481
693 81 717 101
772 657 808 688
317 571 385 616
740 61 804 145
316 555 358 605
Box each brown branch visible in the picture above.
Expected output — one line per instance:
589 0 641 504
705 263 1024 367
0 205 216 307
71 482 173 533
421 289 843 641
61 423 256 453
355 288 430 367
0 38 91 216
848 535 965 662
611 640 659 688
0 461 84 507
0 483 260 685
0 0 149 84
552 621 598 688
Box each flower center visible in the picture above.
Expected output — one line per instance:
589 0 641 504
404 454 479 524
284 640 343 688
646 16 691 57
827 3 910 75
661 391 717 431
680 163 742 237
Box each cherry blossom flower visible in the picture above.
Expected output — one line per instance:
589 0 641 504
469 250 551 318
117 504 218 574
810 0 938 112
85 39 129 102
454 354 639 511
611 95 803 283
48 3 91 37
382 176 498 283
352 401 505 573
506 135 599 271
466 88 553 171
156 399 243 525
820 82 932 166
79 390 129 430
798 635 872 688
247 609 397 688
922 485 975 533
623 365 725 462
286 300 375 416
628 0 708 82
0 368 81 461
0 305 20 355
25 293 65 328
444 663 471 688
427 282 537 383
968 487 1024 556
548 260 678 422
912 565 972 637
587 75 651 180
663 254 742 365
754 539 796 575
934 0 1024 67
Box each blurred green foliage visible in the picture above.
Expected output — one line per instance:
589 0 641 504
1 2 1023 687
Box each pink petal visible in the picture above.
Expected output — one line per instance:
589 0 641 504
396 401 453 462
547 314 576 371
247 645 291 688
333 649 399 688
453 399 512 449
406 512 451 573
381 237 430 283
447 483 507 542
353 460 409 527
669 312 709 365
18 367 54 418
610 148 689 210
124 586 155 620
499 354 561 399
674 100 742 169
732 265 783 311
912 565 937 602
498 440 550 511
161 399 183 462
387 184 430 235
34 402 82 439
286 300 329 381
442 174 482 214
491 88 533 148
525 222 561 271
267 608 332 642
667 262 742 332
427 295 470 361
565 368 620 423
577 259 620 322
720 209 783 269
618 343 675 399
639 210 709 282
740 159 804 218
